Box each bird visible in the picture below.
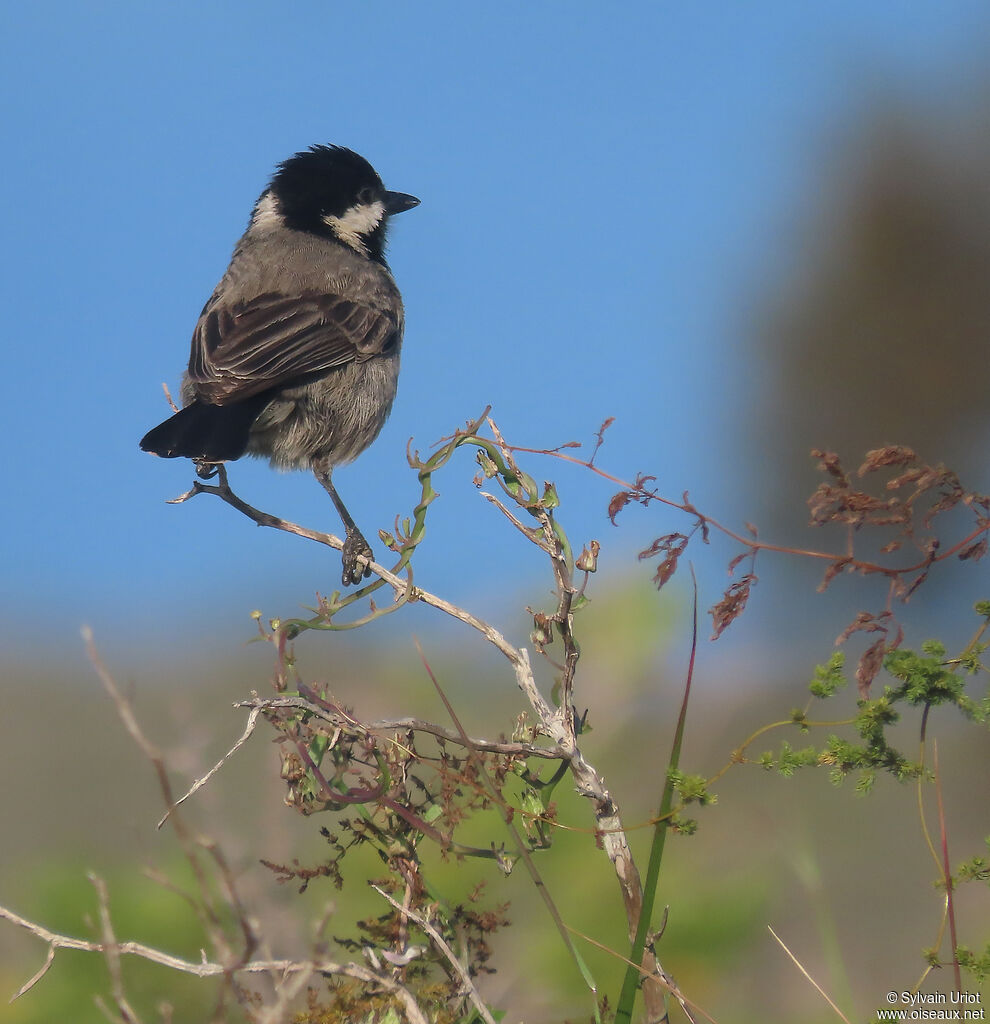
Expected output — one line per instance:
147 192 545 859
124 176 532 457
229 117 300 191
140 144 419 585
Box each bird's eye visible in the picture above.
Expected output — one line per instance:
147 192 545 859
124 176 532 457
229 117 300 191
357 186 376 205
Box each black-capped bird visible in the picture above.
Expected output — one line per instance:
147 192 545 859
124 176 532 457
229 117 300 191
140 145 419 585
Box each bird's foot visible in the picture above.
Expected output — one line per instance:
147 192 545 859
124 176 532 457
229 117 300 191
341 528 374 586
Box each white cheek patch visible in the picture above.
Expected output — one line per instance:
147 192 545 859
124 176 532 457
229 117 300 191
250 191 282 231
323 200 385 254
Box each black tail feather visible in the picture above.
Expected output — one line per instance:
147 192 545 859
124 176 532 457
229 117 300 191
140 395 269 462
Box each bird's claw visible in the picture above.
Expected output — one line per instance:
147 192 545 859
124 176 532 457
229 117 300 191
341 530 374 586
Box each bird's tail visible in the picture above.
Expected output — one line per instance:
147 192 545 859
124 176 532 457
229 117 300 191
140 395 269 462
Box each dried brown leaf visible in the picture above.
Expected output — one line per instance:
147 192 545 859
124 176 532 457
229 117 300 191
904 568 931 599
653 552 681 590
886 467 926 490
858 446 917 476
639 533 689 590
638 532 688 560
818 557 851 593
608 491 633 525
958 538 988 562
681 492 710 542
811 449 849 487
856 637 887 698
807 483 841 526
589 418 616 464
836 610 889 646
710 574 756 640
808 482 909 528
922 480 964 527
609 475 658 523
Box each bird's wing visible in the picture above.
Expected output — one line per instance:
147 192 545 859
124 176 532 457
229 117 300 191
188 290 399 404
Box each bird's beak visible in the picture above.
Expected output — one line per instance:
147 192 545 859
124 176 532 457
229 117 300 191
384 191 420 215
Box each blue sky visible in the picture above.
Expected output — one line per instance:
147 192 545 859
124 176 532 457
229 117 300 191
3 2 990 665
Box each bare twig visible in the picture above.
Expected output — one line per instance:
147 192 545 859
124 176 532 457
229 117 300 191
159 705 263 828
171 466 539 675
253 964 314 1024
768 925 852 1024
168 464 341 546
479 489 538 538
9 943 55 1001
233 696 567 760
561 921 715 1024
82 628 235 969
1 901 429 1023
372 884 497 1024
90 874 145 1024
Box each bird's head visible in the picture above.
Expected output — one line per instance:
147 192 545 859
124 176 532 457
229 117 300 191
253 144 419 262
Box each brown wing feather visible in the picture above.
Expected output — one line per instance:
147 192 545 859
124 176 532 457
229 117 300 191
188 291 399 404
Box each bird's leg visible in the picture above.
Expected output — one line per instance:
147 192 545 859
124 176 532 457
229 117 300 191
312 460 373 586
